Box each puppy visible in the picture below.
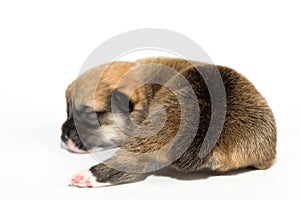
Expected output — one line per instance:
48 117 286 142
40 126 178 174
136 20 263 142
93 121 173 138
61 57 276 187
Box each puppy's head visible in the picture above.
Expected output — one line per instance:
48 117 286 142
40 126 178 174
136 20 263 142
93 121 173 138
61 62 145 153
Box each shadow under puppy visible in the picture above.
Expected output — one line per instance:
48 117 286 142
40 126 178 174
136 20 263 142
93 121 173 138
61 57 276 187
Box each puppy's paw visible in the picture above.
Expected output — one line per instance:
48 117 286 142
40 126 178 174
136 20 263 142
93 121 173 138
70 169 111 188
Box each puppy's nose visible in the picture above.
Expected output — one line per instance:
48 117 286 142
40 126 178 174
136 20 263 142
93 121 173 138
61 132 69 143
61 118 74 143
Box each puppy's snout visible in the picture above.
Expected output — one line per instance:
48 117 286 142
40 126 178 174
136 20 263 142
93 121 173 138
61 132 69 143
61 118 75 143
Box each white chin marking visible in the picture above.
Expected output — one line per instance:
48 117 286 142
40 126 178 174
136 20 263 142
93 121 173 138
66 140 88 154
70 169 111 188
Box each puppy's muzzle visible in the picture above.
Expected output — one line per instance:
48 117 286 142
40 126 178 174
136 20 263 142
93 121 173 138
61 118 88 153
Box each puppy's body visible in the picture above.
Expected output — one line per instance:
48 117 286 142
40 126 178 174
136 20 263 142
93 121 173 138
61 57 276 187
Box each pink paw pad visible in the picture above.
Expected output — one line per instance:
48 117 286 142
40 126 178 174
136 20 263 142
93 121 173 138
70 169 111 188
71 175 84 185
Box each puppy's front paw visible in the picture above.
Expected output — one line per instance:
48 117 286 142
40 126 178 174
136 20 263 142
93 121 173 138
70 169 111 188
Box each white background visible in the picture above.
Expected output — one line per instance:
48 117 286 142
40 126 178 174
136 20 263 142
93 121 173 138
0 0 299 199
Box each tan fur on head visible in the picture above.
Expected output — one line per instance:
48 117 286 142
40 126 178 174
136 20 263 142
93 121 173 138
65 61 136 108
66 80 75 103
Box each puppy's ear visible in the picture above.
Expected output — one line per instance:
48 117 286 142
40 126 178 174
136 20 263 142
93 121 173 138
111 89 134 113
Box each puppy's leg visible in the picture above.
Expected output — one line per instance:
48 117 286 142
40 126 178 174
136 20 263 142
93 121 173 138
70 136 174 187
70 162 138 187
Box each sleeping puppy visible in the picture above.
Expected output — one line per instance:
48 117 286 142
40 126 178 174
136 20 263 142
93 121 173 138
61 57 276 187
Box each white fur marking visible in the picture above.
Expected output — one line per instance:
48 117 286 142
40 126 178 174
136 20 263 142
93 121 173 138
66 140 88 154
